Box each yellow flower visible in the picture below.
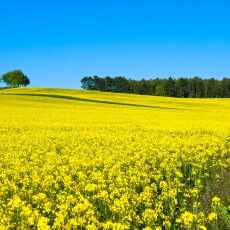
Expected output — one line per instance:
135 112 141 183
54 212 65 227
143 208 158 225
85 183 97 193
10 196 22 209
179 211 194 227
199 225 207 230
28 216 35 226
207 212 217 222
22 206 32 217
0 88 229 228
211 196 221 207
155 227 162 230
37 217 50 230
143 227 152 230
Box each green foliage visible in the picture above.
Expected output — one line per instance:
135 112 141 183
81 76 230 98
1 70 30 87
217 202 230 229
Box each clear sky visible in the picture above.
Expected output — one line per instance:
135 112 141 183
0 0 230 88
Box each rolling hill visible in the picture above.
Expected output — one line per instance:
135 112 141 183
0 87 229 229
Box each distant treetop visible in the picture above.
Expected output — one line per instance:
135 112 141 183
1 70 30 88
81 76 230 98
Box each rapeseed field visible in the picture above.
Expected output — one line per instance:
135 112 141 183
0 88 229 229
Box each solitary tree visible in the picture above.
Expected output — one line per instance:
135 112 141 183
2 70 30 87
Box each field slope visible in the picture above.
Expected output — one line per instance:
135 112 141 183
0 88 229 229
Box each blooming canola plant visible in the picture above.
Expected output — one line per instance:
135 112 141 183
0 88 229 229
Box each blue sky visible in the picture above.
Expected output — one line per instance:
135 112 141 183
0 0 230 88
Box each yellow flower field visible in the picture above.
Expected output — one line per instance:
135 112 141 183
0 88 229 229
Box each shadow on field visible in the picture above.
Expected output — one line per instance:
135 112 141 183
0 87 9 90
3 93 194 111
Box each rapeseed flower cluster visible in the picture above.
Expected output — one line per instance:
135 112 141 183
0 88 229 229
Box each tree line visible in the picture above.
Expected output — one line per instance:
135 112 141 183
0 70 30 87
81 76 230 98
